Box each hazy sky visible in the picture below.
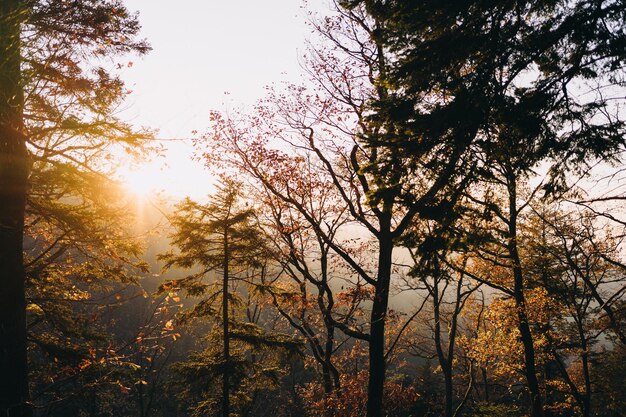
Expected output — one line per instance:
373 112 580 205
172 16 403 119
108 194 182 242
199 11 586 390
118 0 325 199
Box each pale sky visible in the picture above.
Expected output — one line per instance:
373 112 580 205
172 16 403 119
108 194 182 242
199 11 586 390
117 0 326 199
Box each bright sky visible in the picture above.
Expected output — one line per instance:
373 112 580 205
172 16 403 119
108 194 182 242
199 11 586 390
118 0 325 200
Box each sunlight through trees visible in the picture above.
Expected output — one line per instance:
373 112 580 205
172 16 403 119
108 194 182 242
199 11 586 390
1 1 625 416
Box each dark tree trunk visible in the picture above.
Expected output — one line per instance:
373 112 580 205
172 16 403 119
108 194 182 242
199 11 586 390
222 230 230 417
366 229 393 417
578 322 591 417
507 178 544 417
432 270 454 417
512 264 544 417
443 367 454 417
438 325 455 417
481 367 489 402
321 323 339 394
0 1 31 416
321 365 333 395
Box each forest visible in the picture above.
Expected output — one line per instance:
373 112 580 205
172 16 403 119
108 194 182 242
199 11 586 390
1 0 625 416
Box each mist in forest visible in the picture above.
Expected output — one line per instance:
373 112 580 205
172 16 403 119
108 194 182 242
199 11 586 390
1 1 625 417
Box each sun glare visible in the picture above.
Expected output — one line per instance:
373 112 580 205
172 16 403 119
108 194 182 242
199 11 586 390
118 141 214 202
120 162 166 199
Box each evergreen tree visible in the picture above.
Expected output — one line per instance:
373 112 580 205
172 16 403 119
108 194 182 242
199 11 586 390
160 178 301 417
339 1 626 415
1 1 150 415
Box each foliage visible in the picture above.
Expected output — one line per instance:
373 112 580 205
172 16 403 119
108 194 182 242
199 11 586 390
170 321 301 417
3 1 626 416
0 0 157 413
299 369 419 417
161 178 303 416
468 402 523 417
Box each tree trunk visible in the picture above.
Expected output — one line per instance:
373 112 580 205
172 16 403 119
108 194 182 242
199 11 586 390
578 322 591 417
513 268 544 417
507 178 544 417
223 230 230 417
481 367 489 402
432 268 454 417
0 1 31 415
366 231 393 417
322 323 339 394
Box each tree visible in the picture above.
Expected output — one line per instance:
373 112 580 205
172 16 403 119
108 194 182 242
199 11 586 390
250 156 389 402
198 5 478 416
339 1 626 415
257 191 351 397
1 1 149 414
528 206 626 417
1 2 31 414
457 198 626 416
401 248 480 417
160 178 301 416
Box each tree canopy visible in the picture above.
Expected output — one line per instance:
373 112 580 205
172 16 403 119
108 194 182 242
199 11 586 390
1 1 626 417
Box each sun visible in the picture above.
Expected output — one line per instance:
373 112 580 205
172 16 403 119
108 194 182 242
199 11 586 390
116 141 215 201
119 161 166 199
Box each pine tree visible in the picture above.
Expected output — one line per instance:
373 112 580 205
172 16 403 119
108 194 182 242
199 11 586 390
339 1 626 415
160 178 301 416
1 1 150 414
0 2 30 414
